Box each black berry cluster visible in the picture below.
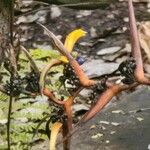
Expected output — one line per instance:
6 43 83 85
5 76 23 96
24 71 40 93
60 64 80 94
89 79 107 102
118 59 136 84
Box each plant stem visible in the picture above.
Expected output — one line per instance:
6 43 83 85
62 119 70 150
7 94 14 150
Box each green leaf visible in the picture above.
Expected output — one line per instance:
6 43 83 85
30 49 61 60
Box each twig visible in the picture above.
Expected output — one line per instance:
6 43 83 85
7 94 14 150
81 83 138 122
129 107 150 113
20 46 40 75
40 59 62 93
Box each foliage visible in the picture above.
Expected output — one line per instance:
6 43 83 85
0 48 65 149
0 27 87 149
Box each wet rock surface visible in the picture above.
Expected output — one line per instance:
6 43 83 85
81 60 119 78
70 87 150 150
18 1 150 60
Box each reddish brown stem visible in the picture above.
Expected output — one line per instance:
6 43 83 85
44 88 80 150
62 88 83 150
43 87 83 132
69 59 97 86
82 85 123 122
128 0 150 84
62 120 70 150
81 83 138 123
64 97 73 131
43 88 65 105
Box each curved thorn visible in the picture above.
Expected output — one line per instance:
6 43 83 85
39 59 62 93
43 88 65 105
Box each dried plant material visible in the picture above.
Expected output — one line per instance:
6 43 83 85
99 121 110 125
138 21 150 63
105 140 110 144
49 122 62 150
111 110 124 114
101 126 106 130
91 133 103 139
110 131 116 135
111 122 121 126
136 117 144 122
90 125 96 129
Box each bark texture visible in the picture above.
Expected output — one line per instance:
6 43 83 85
0 0 12 64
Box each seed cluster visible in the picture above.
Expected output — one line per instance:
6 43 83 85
24 72 40 93
5 76 23 96
118 59 136 84
60 64 80 94
89 79 107 103
5 71 40 96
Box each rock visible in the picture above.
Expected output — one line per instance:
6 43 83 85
73 104 89 112
111 122 121 126
76 10 92 18
81 60 119 78
148 144 150 150
102 53 121 61
99 121 110 125
69 87 150 150
0 119 7 125
136 117 144 122
51 6 61 19
91 133 103 139
79 89 92 98
97 47 121 55
16 10 47 24
90 27 97 38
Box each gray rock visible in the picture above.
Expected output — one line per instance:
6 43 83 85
70 87 150 150
81 60 119 78
51 6 61 19
97 46 121 55
73 104 89 113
